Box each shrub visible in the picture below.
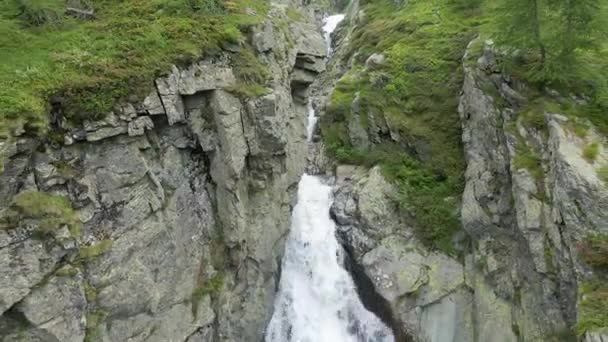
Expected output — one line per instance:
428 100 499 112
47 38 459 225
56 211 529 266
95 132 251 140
577 281 608 336
513 144 544 181
576 234 608 335
579 234 608 271
583 142 600 162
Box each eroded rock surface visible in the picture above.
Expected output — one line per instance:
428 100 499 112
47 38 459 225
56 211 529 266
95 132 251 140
0 4 327 341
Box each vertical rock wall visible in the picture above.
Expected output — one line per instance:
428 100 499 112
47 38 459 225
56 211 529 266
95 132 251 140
0 4 327 342
323 2 608 341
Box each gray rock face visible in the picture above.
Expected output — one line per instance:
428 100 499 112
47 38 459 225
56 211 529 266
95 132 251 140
16 271 87 342
331 167 473 342
458 40 607 340
0 4 327 341
323 8 607 339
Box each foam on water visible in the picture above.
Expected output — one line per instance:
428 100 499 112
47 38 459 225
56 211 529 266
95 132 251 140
265 175 394 342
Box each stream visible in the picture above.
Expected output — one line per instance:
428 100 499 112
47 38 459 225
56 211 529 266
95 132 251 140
264 14 395 342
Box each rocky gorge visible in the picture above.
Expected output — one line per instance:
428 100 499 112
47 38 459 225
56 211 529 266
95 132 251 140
0 0 607 341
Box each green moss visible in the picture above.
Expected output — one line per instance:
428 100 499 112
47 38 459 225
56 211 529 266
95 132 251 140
79 240 113 259
55 265 79 277
286 8 303 21
576 234 608 335
520 100 548 132
83 282 98 302
577 281 608 336
0 0 269 136
599 166 608 183
569 119 590 139
226 84 269 99
583 143 600 162
8 191 81 237
579 234 608 271
514 145 544 182
321 0 480 254
232 47 269 85
191 272 224 318
84 309 106 342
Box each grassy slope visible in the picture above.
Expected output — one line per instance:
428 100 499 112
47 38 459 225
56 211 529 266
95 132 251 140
0 0 268 137
322 0 606 255
321 0 484 254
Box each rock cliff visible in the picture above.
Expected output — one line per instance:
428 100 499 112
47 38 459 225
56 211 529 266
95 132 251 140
324 1 608 341
0 3 327 341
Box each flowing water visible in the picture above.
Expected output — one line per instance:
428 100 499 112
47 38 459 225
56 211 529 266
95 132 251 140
264 15 395 342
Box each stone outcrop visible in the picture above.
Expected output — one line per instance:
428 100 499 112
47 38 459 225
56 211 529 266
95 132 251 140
331 167 473 342
329 36 608 341
458 40 608 340
0 4 327 341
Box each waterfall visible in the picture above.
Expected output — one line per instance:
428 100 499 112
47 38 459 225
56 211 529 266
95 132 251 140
264 14 395 342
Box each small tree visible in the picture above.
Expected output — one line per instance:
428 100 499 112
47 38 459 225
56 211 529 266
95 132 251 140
493 0 546 66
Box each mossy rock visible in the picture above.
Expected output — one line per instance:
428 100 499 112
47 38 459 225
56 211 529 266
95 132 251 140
6 190 81 238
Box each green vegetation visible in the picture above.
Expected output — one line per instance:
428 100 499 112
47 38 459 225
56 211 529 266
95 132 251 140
83 282 98 302
0 0 268 137
55 265 79 277
84 309 106 342
7 191 81 237
599 166 608 183
579 234 608 270
514 139 544 182
486 0 608 134
577 234 608 335
227 47 271 99
191 272 224 318
519 99 550 132
321 0 482 254
79 240 113 259
577 281 608 335
490 0 606 84
582 143 600 162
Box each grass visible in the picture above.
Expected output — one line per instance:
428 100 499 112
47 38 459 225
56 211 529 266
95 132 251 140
579 234 608 271
83 282 98 302
191 272 224 318
55 265 79 277
576 234 608 335
321 0 482 254
7 190 81 237
577 281 608 336
599 166 608 183
513 139 544 182
520 99 549 132
79 240 113 259
0 0 269 138
583 143 600 162
84 309 106 342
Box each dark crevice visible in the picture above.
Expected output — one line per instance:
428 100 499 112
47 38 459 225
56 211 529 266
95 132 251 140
340 242 413 342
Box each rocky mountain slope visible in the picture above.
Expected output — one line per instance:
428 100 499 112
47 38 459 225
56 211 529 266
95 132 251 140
1 0 606 341
323 1 608 341
0 2 328 341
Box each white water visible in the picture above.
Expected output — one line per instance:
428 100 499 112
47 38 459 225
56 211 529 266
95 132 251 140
265 15 395 342
323 14 346 55
306 102 317 142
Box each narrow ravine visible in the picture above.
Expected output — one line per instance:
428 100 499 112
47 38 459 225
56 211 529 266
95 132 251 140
265 15 395 342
